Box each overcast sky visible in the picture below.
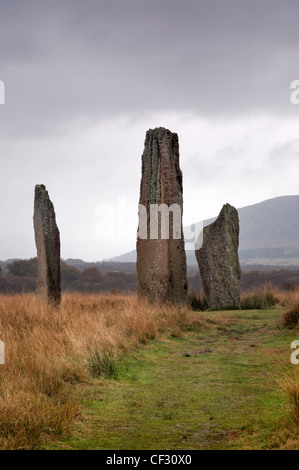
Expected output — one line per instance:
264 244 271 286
0 0 299 261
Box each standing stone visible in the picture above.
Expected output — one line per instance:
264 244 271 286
195 203 241 308
136 127 187 304
33 185 61 304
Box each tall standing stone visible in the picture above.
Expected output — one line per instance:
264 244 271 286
195 203 241 308
33 185 61 304
136 127 187 304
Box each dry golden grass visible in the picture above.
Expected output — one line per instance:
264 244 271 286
275 287 299 328
275 288 299 308
240 283 280 309
1 286 299 449
267 353 299 449
0 292 202 449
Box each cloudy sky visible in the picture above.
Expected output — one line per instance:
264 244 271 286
0 0 299 261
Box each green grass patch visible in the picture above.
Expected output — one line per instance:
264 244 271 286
88 351 119 379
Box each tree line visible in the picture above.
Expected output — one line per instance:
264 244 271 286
1 258 299 294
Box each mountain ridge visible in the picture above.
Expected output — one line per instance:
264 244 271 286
108 195 299 265
2 196 299 269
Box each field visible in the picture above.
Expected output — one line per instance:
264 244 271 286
0 290 299 450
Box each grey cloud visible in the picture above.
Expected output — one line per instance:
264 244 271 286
0 0 299 139
267 139 299 166
0 0 299 259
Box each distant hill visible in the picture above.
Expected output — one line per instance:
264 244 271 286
2 196 299 274
0 259 21 267
2 196 299 294
64 258 137 274
104 250 137 264
108 195 299 266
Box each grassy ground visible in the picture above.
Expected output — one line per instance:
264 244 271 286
0 293 202 449
44 305 299 450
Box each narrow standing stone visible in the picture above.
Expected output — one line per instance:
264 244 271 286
33 185 61 304
137 127 187 304
195 203 241 308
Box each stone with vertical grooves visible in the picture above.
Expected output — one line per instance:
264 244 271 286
33 184 61 304
195 203 241 308
136 127 187 304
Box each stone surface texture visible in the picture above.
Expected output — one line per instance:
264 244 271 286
195 203 241 308
33 184 61 304
137 127 187 304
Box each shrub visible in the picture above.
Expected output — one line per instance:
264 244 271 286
281 305 299 328
88 351 119 379
207 305 240 311
188 291 208 311
240 285 279 310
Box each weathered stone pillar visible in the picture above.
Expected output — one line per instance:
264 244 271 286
33 184 61 304
137 127 187 304
195 203 241 308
